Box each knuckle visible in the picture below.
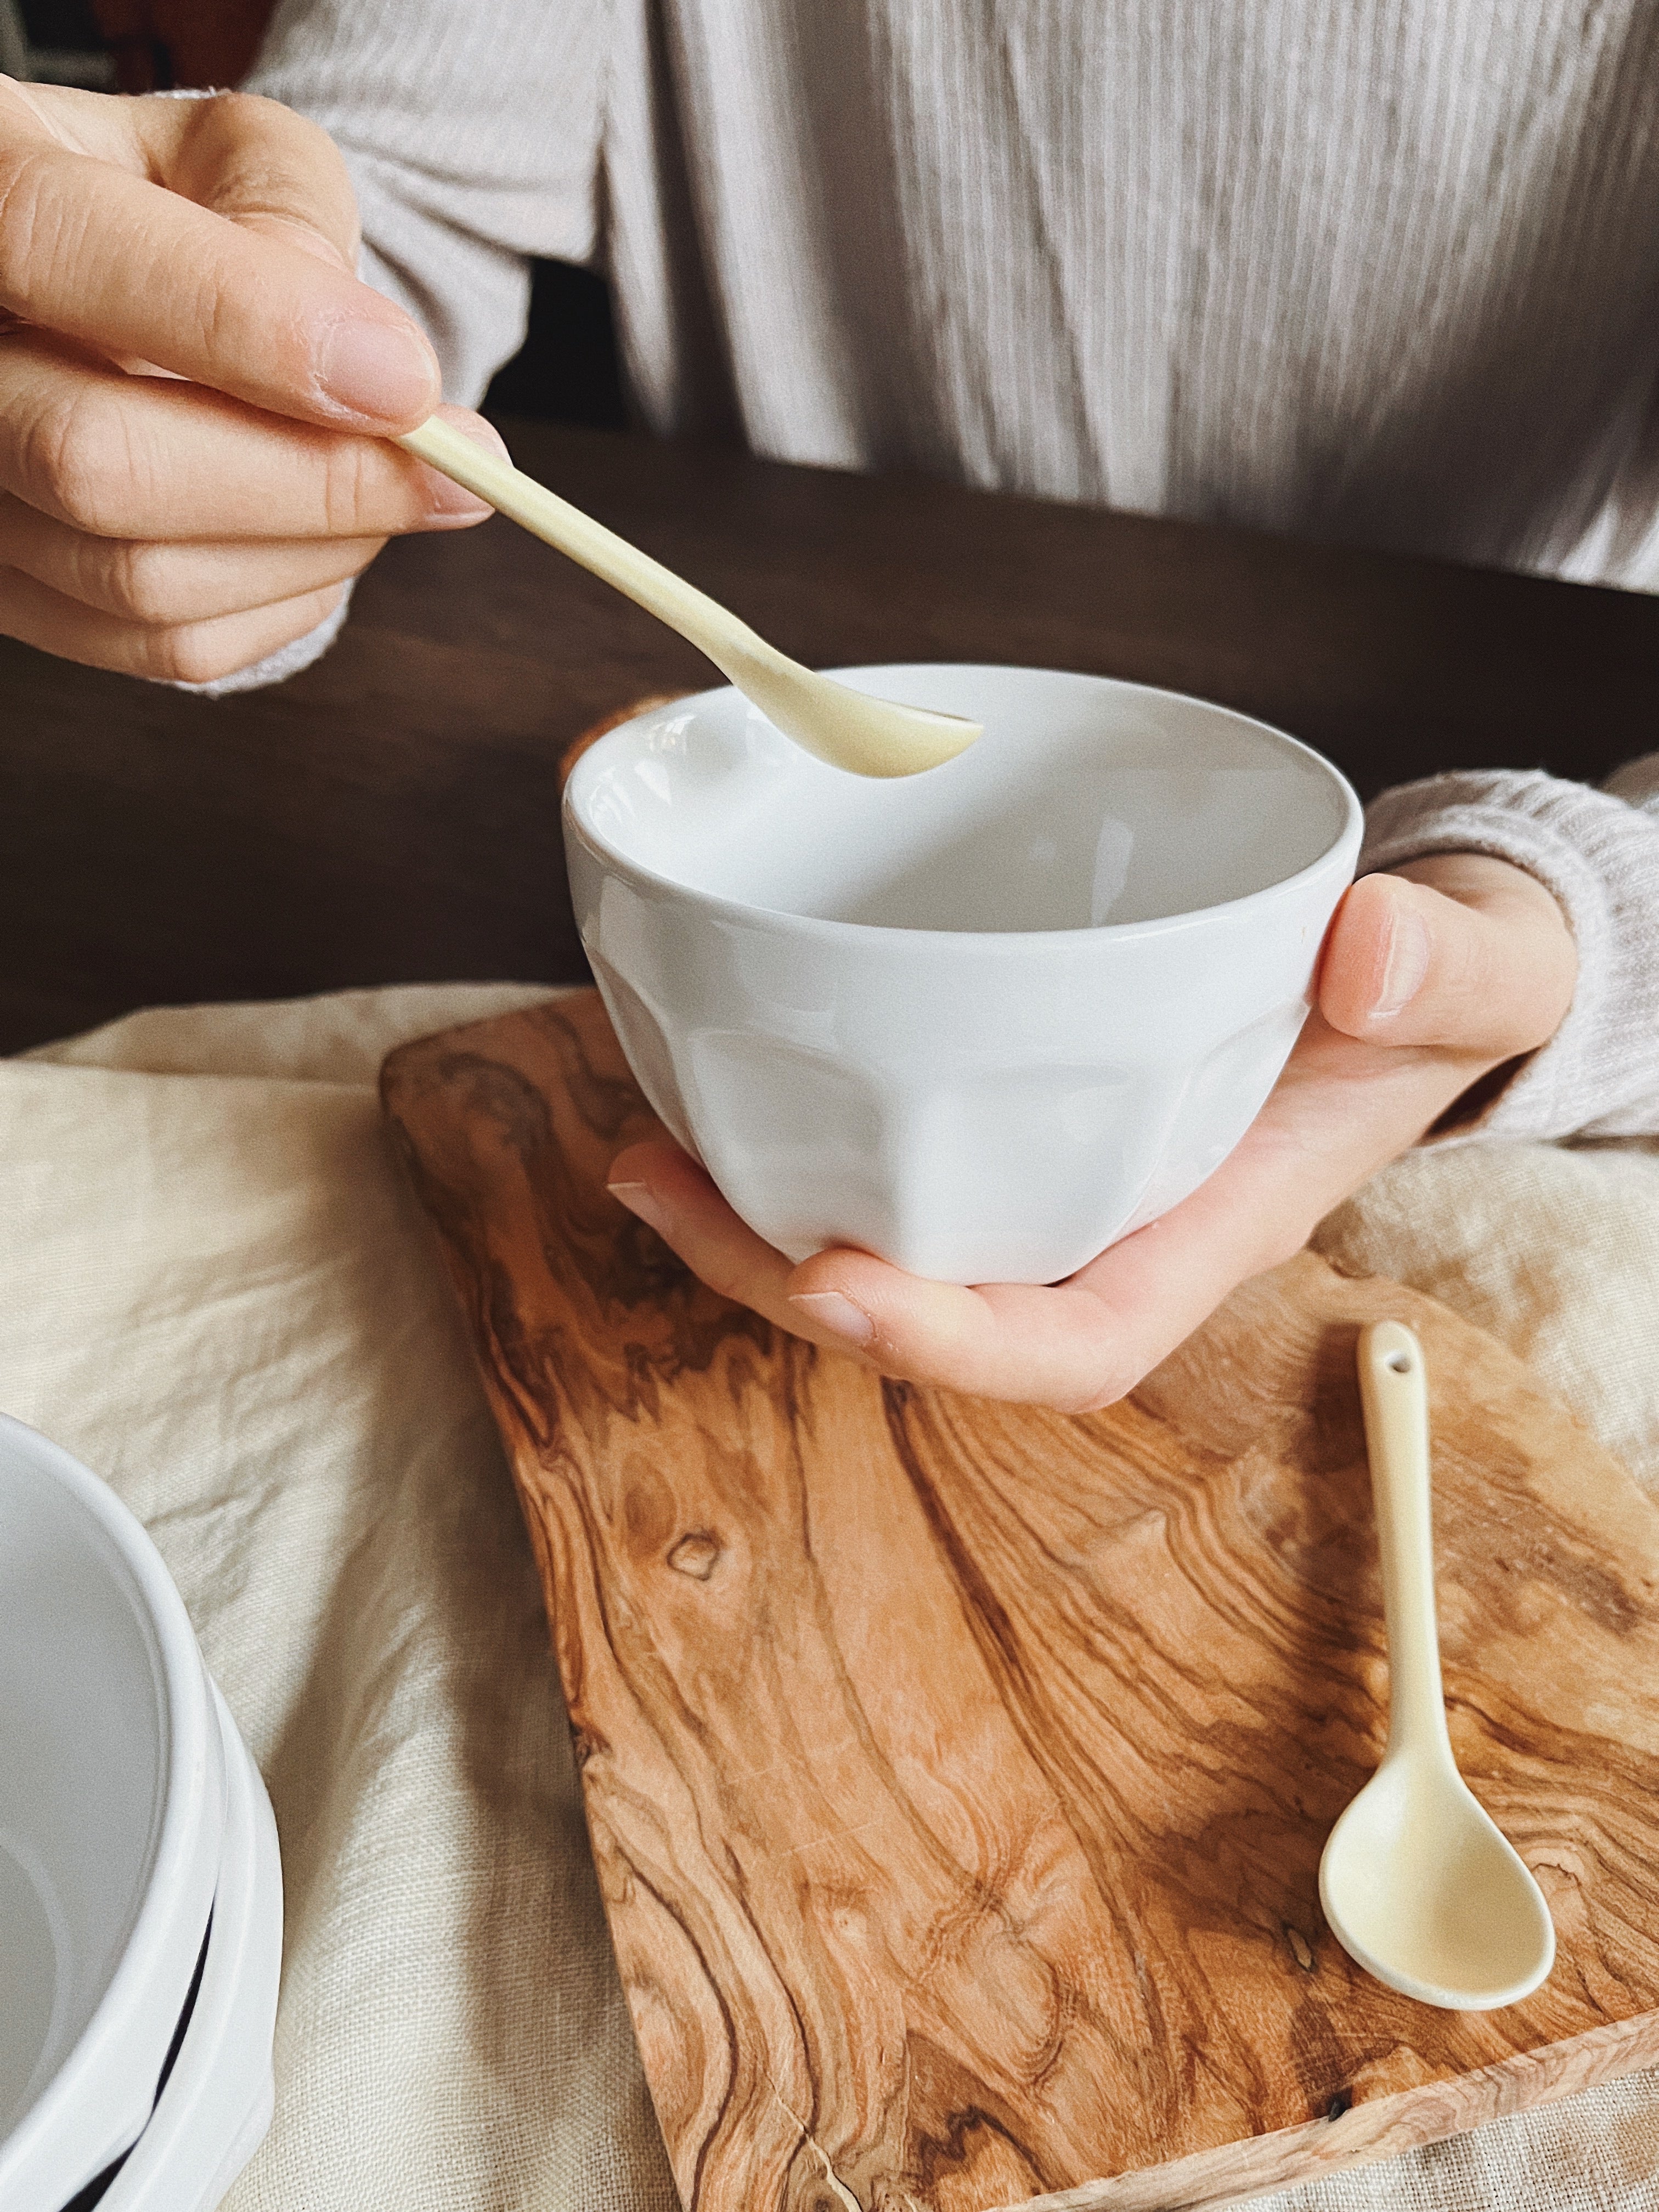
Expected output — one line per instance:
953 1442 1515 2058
180 93 357 259
320 433 387 536
193 91 337 171
697 1251 753 1307
1060 1361 1136 1417
1042 1295 1141 1414
0 143 59 294
190 89 276 140
144 623 234 686
105 540 182 625
149 597 332 686
18 381 128 534
1446 931 1536 1051
188 264 240 383
257 99 353 195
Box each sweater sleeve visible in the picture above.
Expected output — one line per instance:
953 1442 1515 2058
245 0 608 407
1359 757 1659 1141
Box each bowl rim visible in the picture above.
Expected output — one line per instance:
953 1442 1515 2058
563 663 1365 949
0 1414 224 2198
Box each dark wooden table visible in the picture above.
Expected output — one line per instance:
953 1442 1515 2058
4 419 1656 1053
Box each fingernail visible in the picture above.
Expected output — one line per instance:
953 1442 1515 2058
440 414 511 459
608 1180 672 1238
788 1290 876 1348
1373 901 1432 1018
416 416 504 520
420 481 495 522
315 313 439 423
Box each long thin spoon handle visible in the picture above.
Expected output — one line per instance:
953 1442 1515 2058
1357 1320 1453 1763
397 415 785 687
394 415 980 777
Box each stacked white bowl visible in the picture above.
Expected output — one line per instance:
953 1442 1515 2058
0 1415 282 2210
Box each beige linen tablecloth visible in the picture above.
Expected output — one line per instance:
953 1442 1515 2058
3 984 1658 2212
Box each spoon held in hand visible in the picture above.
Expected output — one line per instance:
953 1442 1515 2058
1319 1320 1555 2011
397 416 980 779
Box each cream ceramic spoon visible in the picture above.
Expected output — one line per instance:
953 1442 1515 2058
1319 1321 1554 2010
396 416 980 778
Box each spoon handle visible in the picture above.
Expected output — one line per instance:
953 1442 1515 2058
1357 1321 1454 1764
396 415 788 690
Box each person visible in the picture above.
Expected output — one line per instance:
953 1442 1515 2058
0 6 1654 1411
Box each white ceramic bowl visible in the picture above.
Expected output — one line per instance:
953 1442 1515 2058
565 664 1363 1286
101 1680 283 2211
0 1416 280 2212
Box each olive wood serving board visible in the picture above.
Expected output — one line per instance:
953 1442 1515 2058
382 992 1659 2212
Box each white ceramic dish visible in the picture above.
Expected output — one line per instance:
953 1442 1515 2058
101 1682 282 2210
0 1415 280 2212
565 663 1364 1284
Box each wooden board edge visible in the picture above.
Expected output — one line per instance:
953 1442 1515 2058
377 988 595 1099
996 2006 1659 2212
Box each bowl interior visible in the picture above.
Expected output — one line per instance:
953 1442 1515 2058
0 1447 168 2135
570 664 1354 933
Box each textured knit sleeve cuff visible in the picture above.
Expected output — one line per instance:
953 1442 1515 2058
1604 750 1659 812
1359 769 1659 1142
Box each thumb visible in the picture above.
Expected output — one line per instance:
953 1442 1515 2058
1319 859 1576 1059
0 84 438 429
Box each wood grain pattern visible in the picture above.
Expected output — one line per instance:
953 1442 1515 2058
383 991 1659 2211
8 419 1659 1051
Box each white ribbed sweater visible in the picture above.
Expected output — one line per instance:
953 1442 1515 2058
240 0 1659 1139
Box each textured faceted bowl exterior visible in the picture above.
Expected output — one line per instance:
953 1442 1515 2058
565 667 1362 1285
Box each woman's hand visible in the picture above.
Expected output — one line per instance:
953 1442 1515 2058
0 77 498 682
607 855 1577 1409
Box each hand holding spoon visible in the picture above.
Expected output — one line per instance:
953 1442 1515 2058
1319 1320 1555 2010
397 416 980 779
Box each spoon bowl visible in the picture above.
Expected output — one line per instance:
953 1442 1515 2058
1321 1750 1555 2010
1319 1322 1555 2011
396 416 980 778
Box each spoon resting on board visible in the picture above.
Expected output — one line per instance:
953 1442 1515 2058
396 416 980 780
1319 1320 1555 2011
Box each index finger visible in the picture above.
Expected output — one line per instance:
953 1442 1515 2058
0 89 438 430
